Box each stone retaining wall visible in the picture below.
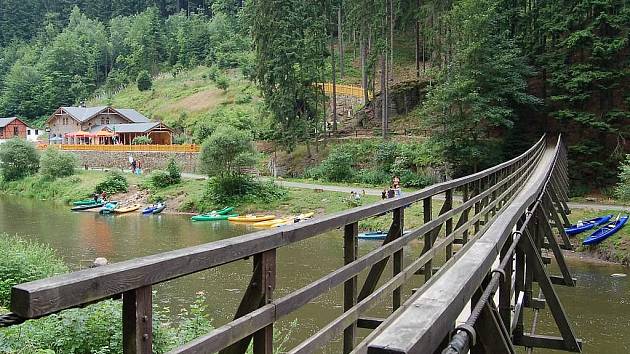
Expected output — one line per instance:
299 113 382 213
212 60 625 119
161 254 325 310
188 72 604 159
68 150 200 173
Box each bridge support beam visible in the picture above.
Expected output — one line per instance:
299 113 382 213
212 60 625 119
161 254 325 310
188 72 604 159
343 222 358 353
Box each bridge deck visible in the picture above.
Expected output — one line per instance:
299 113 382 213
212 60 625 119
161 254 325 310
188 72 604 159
364 139 561 353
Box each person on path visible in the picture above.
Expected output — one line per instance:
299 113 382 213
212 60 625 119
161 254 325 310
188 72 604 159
392 176 403 197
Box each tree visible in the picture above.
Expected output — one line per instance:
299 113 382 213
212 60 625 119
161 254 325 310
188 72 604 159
249 0 328 149
136 70 152 91
0 138 39 181
199 125 256 178
615 155 630 201
215 74 229 91
166 156 181 184
421 0 539 174
132 135 152 144
39 147 77 179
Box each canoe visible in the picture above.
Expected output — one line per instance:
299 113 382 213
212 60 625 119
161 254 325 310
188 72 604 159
114 204 142 214
228 215 276 223
100 201 119 214
142 203 166 215
213 207 235 215
192 213 238 221
358 230 410 240
254 218 290 227
565 214 613 236
582 215 628 246
73 199 101 206
267 213 316 227
71 202 104 211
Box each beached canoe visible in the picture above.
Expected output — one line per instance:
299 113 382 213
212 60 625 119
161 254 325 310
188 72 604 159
358 230 410 240
565 214 613 236
213 207 235 215
254 218 290 227
100 201 119 214
229 215 276 223
192 213 238 221
266 212 316 227
582 215 628 246
114 204 142 214
71 202 104 211
73 199 101 206
142 203 166 215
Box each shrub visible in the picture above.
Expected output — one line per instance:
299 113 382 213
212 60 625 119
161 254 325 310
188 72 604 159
355 169 390 186
375 141 399 172
200 125 257 178
208 66 220 81
615 154 630 201
215 75 230 92
136 70 152 91
39 148 76 180
148 170 173 188
235 93 252 104
318 148 355 182
0 138 39 181
167 157 181 184
132 135 152 145
398 171 436 188
95 172 128 194
0 234 68 307
203 175 286 206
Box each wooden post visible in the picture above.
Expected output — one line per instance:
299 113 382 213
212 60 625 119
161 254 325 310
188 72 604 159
253 250 276 354
343 222 358 354
392 207 404 310
445 189 453 261
122 286 153 354
474 179 481 233
462 183 470 244
422 197 433 282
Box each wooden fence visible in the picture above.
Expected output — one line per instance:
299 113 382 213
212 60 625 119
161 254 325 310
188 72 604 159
318 83 372 99
38 144 200 153
7 136 549 353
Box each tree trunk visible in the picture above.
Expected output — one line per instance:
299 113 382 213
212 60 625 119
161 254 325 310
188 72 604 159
390 0 395 84
338 8 344 78
360 31 368 104
381 54 388 140
331 38 338 132
415 0 421 77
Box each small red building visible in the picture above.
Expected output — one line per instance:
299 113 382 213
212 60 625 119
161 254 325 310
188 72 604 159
0 117 29 139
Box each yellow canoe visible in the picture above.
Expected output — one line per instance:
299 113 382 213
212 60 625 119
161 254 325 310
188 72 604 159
268 213 316 228
114 204 142 214
254 218 290 227
228 215 276 223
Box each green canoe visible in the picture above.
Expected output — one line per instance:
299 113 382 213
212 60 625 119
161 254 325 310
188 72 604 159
192 213 238 222
73 199 101 206
214 207 235 215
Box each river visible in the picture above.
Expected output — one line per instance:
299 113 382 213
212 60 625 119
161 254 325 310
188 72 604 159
0 197 628 353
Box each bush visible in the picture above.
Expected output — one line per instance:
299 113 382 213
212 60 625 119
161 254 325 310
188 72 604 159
167 157 181 184
0 234 68 307
200 125 257 178
208 66 220 81
0 234 214 354
234 93 252 104
132 135 152 145
39 148 76 180
95 172 128 194
615 154 630 201
148 170 173 188
318 148 355 182
215 74 230 92
136 70 152 91
398 171 436 188
203 175 286 206
0 138 39 181
355 169 390 186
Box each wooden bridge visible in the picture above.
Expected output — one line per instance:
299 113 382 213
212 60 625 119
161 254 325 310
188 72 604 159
3 135 582 353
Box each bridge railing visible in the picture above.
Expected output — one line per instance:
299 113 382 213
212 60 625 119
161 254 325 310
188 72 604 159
6 136 547 353
365 135 582 353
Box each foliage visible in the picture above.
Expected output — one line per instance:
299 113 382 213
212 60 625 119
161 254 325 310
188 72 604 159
39 148 76 180
132 135 152 145
421 0 540 174
248 0 328 148
214 74 230 92
311 148 356 182
94 171 128 194
167 157 181 184
203 175 287 206
136 70 152 91
615 155 630 201
199 125 257 178
0 138 39 181
0 234 68 307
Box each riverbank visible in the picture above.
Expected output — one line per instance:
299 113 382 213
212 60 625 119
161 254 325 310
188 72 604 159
568 208 630 266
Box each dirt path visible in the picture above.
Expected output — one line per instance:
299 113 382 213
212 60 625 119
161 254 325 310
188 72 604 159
181 173 628 212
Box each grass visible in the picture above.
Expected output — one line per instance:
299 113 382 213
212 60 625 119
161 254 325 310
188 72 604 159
569 209 630 265
89 66 261 132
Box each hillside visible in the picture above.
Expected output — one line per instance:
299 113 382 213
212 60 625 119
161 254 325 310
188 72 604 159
88 67 262 137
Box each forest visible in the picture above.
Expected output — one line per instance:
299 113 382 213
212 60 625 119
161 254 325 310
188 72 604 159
0 0 628 189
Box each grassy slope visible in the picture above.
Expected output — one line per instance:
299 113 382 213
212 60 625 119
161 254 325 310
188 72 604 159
88 66 261 131
569 209 630 265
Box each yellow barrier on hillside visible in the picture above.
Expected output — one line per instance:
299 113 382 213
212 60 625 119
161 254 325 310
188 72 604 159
318 83 373 99
40 144 200 153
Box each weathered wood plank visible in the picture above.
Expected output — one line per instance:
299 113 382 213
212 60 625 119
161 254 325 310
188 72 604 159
344 222 358 354
123 286 152 354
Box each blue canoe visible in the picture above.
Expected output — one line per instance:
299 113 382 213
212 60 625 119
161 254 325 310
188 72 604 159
358 230 409 241
100 201 119 214
142 203 166 215
565 214 613 236
582 215 628 246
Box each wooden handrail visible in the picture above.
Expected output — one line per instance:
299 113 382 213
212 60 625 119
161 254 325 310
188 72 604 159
37 144 200 153
9 135 549 354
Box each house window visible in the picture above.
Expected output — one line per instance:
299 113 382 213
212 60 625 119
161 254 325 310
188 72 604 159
0 127 4 135
106 118 110 124
35 130 39 135
27 130 31 136
13 127 19 136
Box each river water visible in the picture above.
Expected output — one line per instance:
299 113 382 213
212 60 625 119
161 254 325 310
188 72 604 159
0 197 628 353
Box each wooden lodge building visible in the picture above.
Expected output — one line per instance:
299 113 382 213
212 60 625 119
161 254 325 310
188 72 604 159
0 117 29 140
46 106 173 145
